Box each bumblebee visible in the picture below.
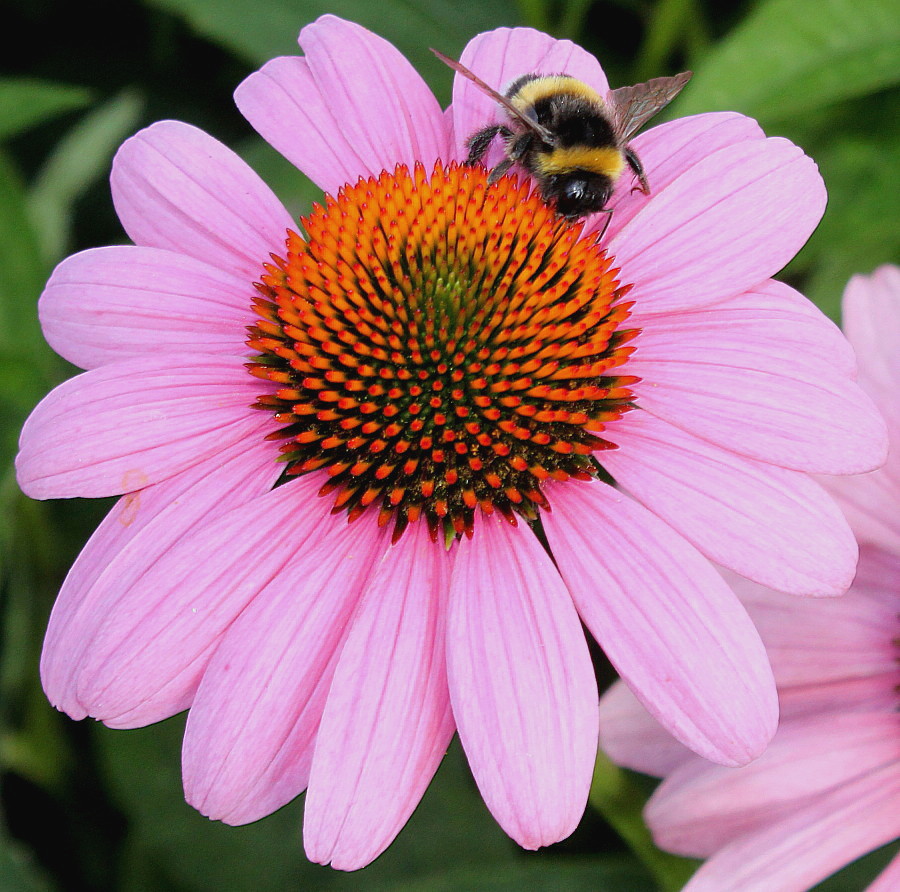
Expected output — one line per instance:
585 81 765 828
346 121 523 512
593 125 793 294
432 49 691 219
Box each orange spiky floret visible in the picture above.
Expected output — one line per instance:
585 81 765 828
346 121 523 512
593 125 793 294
247 161 638 542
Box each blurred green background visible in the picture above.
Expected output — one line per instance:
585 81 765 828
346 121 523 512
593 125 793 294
1 0 898 889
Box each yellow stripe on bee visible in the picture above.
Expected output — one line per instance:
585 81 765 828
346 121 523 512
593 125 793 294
535 146 626 179
510 76 604 109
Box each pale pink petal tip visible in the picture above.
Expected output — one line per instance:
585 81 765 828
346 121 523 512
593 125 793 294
842 264 900 427
543 480 778 767
236 15 448 196
39 434 282 725
602 410 859 597
679 761 900 892
646 713 900 860
39 246 255 370
598 681 694 777
183 509 390 826
447 515 599 849
16 355 266 500
304 522 454 870
611 137 826 314
110 120 293 281
827 264 900 552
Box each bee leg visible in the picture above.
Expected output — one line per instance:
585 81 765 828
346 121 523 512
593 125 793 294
506 132 534 162
466 125 511 164
624 147 650 194
487 158 515 184
594 209 613 242
486 132 534 183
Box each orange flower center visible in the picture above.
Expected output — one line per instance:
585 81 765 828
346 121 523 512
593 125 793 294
248 161 638 542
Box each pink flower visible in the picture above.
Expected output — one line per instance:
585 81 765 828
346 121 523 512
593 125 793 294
16 15 887 870
598 265 900 891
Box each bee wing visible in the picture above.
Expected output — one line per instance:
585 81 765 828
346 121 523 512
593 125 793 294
608 71 692 143
431 49 558 146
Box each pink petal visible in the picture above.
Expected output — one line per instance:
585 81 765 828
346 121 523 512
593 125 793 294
235 15 448 196
446 514 598 849
825 467 900 557
39 246 256 369
647 712 900 858
732 556 899 687
681 760 900 892
304 522 455 870
843 264 900 420
597 112 766 243
70 474 339 729
628 278 858 381
40 427 282 719
826 265 900 552
608 137 826 313
16 355 272 499
598 680 694 777
778 675 900 720
601 410 858 595
625 322 889 474
736 279 857 377
182 510 390 825
452 27 609 166
543 479 778 766
845 543 900 610
111 121 294 281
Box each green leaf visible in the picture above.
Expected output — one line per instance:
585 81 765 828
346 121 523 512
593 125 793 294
589 751 698 892
0 80 93 141
800 133 900 317
0 153 47 352
634 0 711 82
675 0 900 123
0 831 55 892
781 90 900 317
516 0 552 32
27 91 143 265
0 153 59 478
374 856 654 891
95 717 313 892
0 488 73 792
97 715 656 891
97 722 514 892
142 0 519 100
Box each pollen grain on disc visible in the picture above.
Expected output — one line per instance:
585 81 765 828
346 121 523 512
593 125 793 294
247 161 639 542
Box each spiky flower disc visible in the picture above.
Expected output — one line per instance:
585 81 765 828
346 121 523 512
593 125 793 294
248 161 638 541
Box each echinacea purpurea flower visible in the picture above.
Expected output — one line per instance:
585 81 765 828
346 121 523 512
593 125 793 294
16 16 889 870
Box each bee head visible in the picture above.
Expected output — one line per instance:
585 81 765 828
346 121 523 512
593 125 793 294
543 172 613 219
